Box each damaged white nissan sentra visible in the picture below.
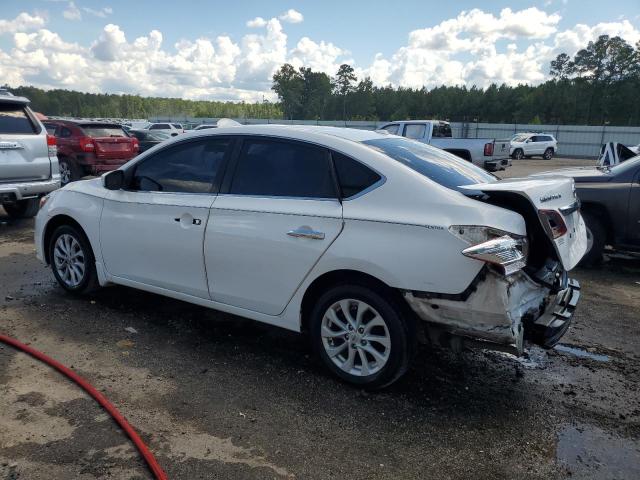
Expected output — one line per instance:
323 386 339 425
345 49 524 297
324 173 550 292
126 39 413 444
35 125 587 388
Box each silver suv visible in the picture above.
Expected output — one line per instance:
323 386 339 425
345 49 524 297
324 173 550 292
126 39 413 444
0 93 60 218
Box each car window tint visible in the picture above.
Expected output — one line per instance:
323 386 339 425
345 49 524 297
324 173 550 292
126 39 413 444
0 104 37 134
81 125 126 137
60 127 72 138
230 139 336 198
132 138 229 193
172 124 182 129
43 123 56 135
432 123 452 138
363 137 496 192
404 124 426 139
150 124 168 130
382 124 399 135
332 152 381 198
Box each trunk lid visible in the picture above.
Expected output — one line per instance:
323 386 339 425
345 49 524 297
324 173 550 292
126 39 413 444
460 177 588 270
93 136 136 159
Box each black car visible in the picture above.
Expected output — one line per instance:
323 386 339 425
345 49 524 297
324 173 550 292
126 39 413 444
534 156 640 264
128 129 170 153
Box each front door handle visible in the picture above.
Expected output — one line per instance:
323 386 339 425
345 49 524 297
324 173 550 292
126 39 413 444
174 216 202 226
287 227 325 240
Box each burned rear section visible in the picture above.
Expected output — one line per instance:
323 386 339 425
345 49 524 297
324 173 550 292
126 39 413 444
404 186 584 357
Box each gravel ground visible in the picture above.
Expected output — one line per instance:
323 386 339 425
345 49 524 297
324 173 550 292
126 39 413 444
1 157 639 479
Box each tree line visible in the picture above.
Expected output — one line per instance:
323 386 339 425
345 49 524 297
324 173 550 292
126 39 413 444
5 34 640 126
5 86 282 120
271 35 640 126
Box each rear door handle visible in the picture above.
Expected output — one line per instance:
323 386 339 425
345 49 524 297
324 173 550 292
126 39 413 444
287 227 325 240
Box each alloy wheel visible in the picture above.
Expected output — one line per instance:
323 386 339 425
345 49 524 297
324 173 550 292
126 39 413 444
59 161 71 185
53 233 86 288
321 299 391 377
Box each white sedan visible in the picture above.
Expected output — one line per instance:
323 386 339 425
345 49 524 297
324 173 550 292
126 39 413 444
35 125 587 388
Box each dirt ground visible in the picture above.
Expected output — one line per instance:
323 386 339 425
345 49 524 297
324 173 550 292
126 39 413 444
1 157 639 479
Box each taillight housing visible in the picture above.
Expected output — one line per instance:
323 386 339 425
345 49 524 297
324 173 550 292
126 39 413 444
132 137 139 152
483 142 494 156
79 137 95 152
46 134 57 158
540 210 567 239
450 225 528 275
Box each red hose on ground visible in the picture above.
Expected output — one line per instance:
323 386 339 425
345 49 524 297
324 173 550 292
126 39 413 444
0 333 168 480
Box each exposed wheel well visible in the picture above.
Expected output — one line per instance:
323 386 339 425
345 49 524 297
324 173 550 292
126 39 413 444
299 269 412 333
581 203 614 244
43 215 94 264
443 149 472 162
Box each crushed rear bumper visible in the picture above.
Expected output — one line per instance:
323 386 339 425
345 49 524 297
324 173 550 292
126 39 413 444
524 279 580 348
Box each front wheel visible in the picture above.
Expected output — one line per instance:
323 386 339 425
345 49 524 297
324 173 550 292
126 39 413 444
543 148 554 160
310 284 415 389
512 148 524 160
2 198 39 219
49 225 99 294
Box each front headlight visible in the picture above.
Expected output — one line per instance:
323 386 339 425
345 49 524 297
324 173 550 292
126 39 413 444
449 225 528 275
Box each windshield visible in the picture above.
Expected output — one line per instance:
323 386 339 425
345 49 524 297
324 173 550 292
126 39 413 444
511 134 529 142
362 137 496 191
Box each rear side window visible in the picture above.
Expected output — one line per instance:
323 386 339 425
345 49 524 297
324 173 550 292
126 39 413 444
172 124 182 129
0 104 37 134
150 124 169 130
230 139 336 198
432 123 452 138
404 124 426 139
81 125 126 137
363 137 496 192
332 152 381 198
132 138 229 193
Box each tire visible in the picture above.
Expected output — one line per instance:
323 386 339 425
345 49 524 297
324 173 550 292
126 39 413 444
48 224 99 294
580 211 606 266
2 198 39 219
309 284 415 389
543 148 554 160
512 148 524 160
58 157 82 186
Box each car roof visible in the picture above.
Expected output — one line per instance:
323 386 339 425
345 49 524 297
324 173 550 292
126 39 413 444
193 124 387 143
0 95 30 105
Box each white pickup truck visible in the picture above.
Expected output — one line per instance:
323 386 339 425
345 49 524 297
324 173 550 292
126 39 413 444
379 120 511 171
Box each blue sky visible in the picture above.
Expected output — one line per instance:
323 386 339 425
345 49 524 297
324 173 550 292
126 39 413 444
1 0 639 100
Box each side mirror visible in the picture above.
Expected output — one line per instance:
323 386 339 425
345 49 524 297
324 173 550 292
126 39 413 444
103 170 124 190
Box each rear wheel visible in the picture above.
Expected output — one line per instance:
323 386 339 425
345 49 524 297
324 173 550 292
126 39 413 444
543 148 554 160
2 198 39 219
48 224 99 294
512 148 524 160
580 211 606 266
310 284 415 389
58 158 81 186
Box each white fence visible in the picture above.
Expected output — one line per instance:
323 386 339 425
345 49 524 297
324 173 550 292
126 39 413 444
150 117 640 159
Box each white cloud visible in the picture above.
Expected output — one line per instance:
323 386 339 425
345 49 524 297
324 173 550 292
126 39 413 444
246 17 267 28
63 1 82 21
1 7 639 103
82 6 113 18
0 12 46 33
279 9 303 24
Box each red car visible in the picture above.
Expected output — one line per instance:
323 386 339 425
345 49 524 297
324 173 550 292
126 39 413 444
44 120 138 185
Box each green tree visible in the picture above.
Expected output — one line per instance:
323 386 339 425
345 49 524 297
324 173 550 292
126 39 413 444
333 64 357 120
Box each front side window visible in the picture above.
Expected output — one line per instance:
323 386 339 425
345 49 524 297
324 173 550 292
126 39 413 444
404 124 426 140
332 152 381 198
131 138 229 193
382 124 399 135
150 124 169 130
0 103 37 134
230 139 336 198
172 124 183 129
362 137 496 192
